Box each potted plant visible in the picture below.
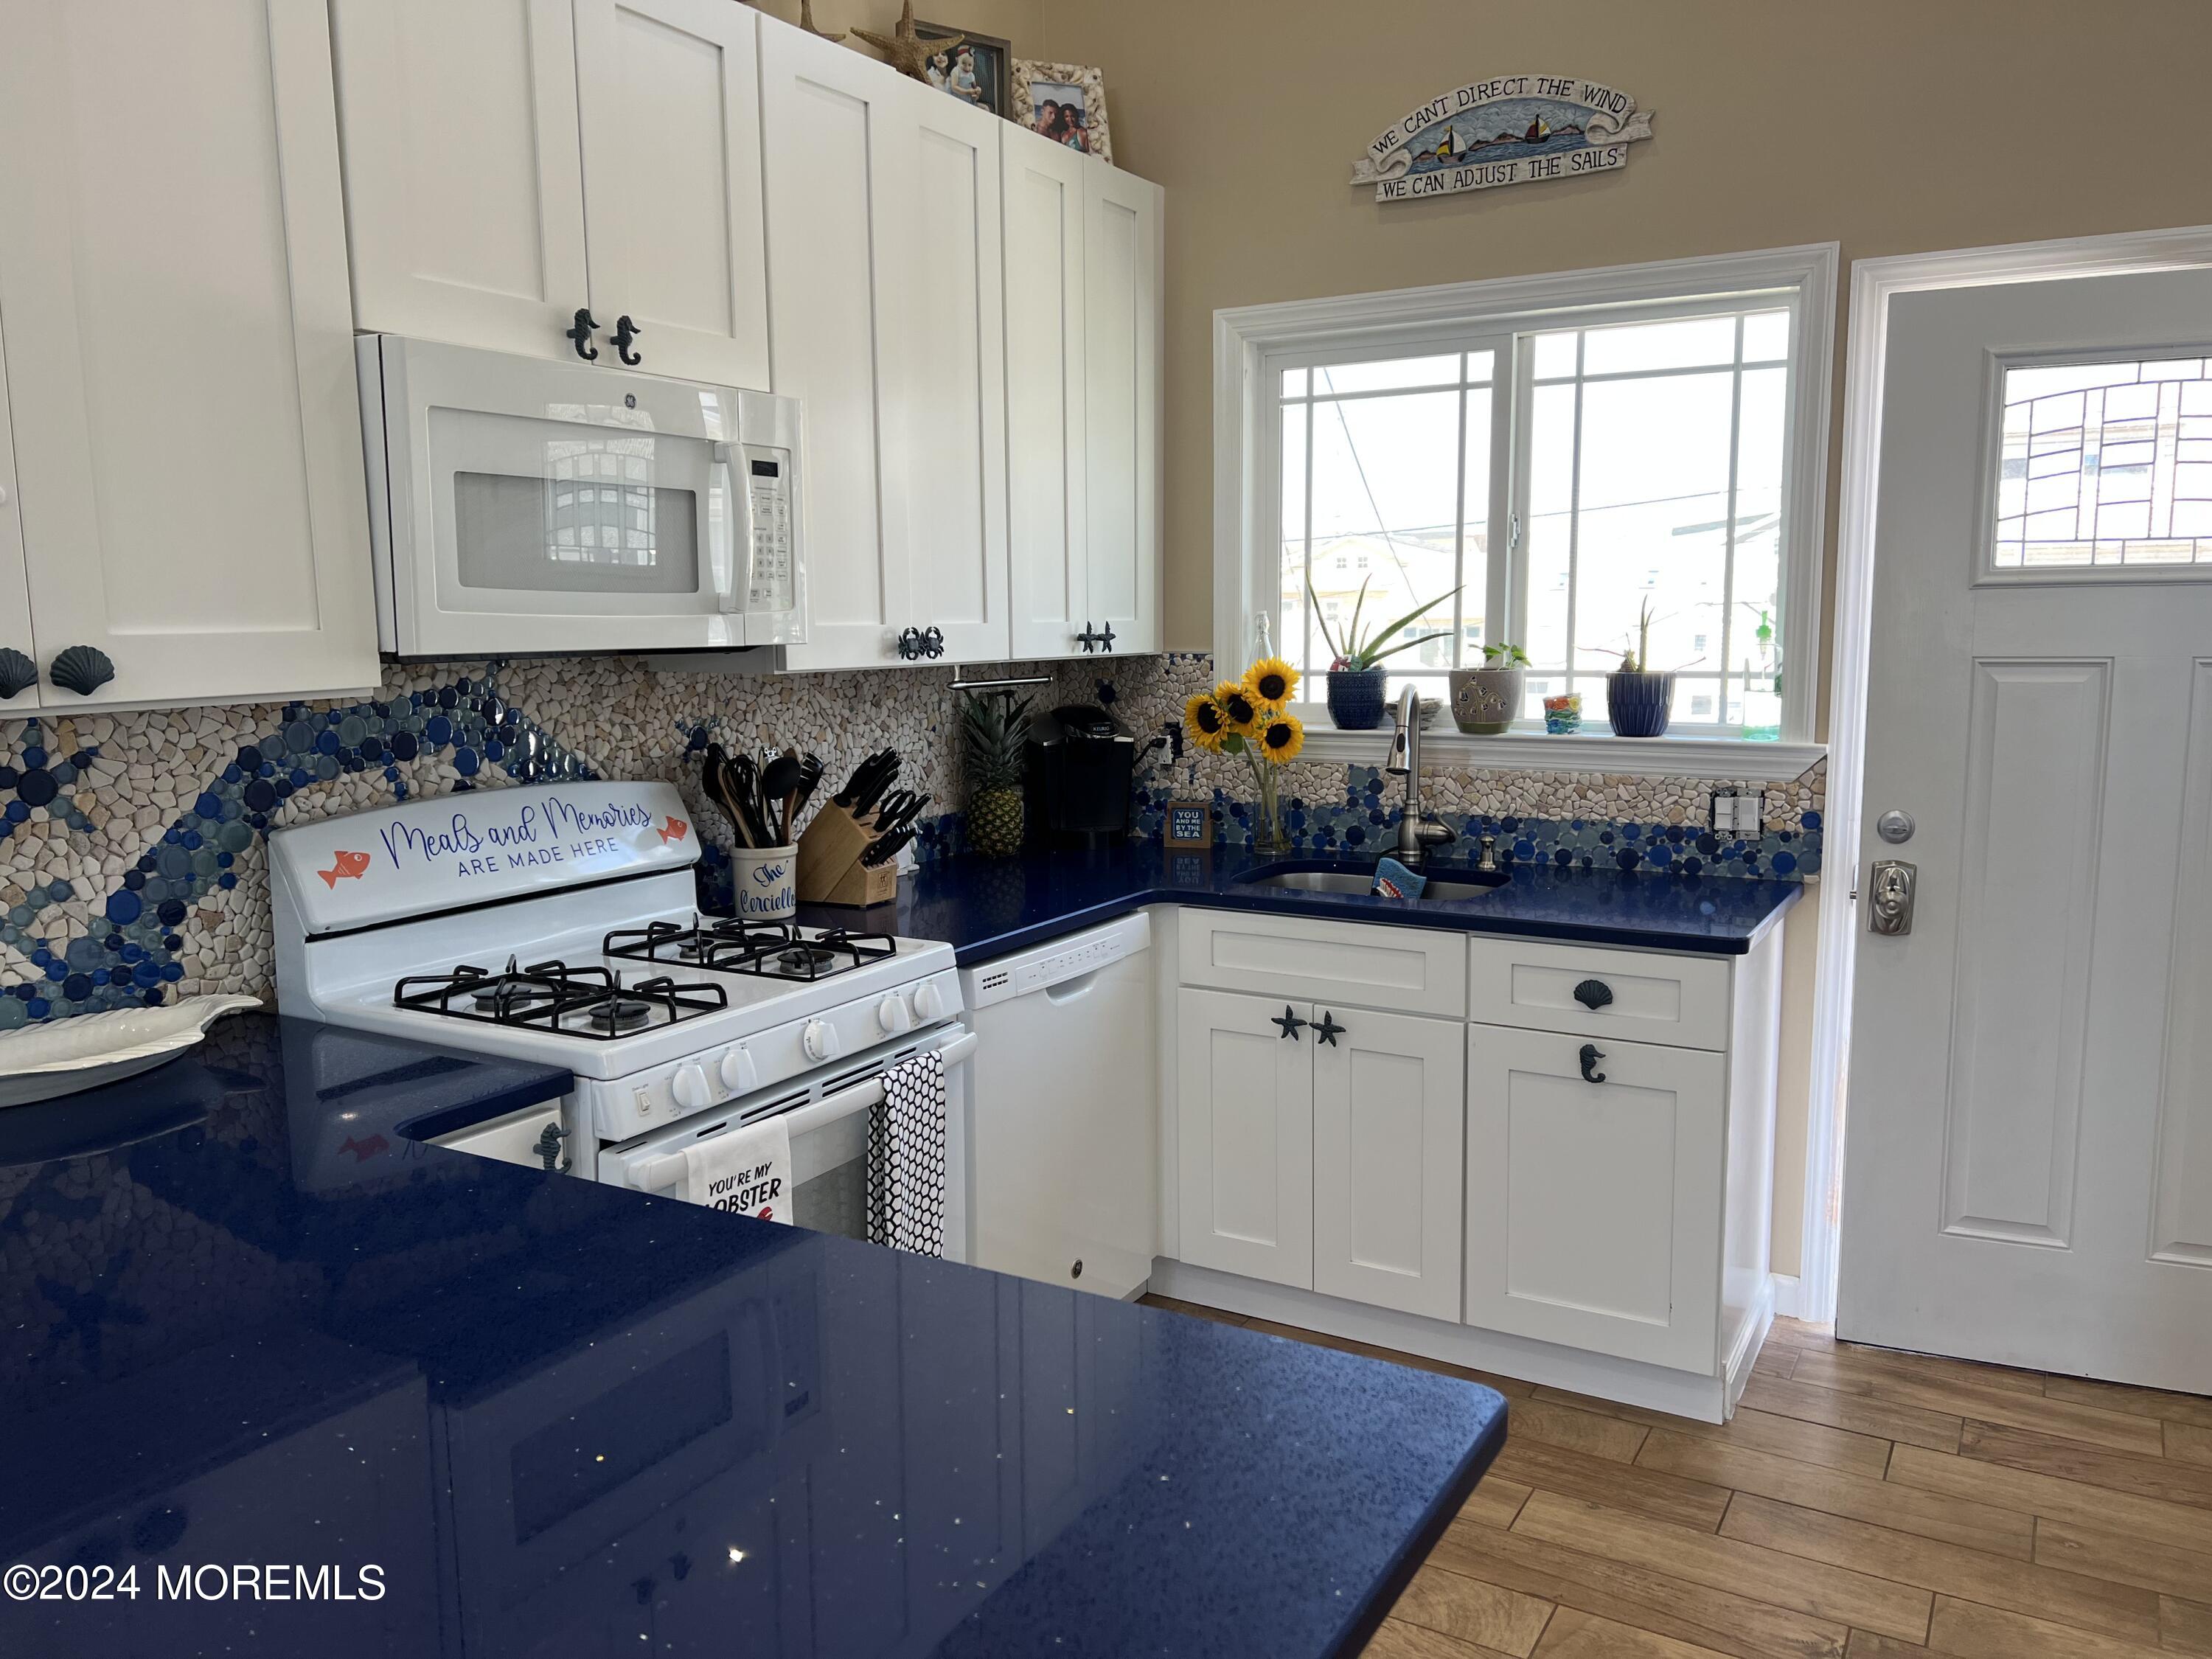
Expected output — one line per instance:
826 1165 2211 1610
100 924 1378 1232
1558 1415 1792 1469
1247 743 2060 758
1605 599 1676 738
1308 577 1461 731
1448 643 1528 735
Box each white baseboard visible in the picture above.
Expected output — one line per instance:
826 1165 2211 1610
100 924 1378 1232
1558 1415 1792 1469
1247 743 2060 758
1151 1259 1746 1425
1723 1274 1779 1415
1769 1272 1812 1322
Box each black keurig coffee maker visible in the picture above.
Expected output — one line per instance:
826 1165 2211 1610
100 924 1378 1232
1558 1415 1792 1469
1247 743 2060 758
1026 704 1135 847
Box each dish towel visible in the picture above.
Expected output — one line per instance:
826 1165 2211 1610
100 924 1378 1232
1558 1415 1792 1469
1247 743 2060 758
685 1115 795 1225
866 1050 947 1256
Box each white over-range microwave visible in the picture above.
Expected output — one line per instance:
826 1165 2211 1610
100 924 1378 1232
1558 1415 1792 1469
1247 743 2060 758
357 335 806 658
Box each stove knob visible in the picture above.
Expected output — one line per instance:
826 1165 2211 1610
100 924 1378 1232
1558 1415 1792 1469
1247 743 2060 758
802 1020 841 1062
912 980 947 1023
877 993 913 1034
671 1064 712 1112
719 1047 757 1094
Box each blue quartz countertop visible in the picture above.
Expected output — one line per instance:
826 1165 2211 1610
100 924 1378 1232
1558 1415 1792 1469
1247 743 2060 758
0 1012 1506 1658
807 841 1804 964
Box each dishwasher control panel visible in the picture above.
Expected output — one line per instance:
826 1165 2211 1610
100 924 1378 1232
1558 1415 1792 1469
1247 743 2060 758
962 912 1151 1009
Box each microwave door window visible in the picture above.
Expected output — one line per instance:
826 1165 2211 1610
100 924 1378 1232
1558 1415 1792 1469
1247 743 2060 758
453 470 698 594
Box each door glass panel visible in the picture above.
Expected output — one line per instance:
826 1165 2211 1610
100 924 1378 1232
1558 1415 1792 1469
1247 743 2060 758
455 471 700 594
1994 355 2212 570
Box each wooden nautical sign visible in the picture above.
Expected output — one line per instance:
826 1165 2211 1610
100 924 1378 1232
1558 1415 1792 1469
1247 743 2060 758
1350 75 1655 201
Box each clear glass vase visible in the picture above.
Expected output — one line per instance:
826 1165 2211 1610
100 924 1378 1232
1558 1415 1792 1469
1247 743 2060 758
1252 763 1290 852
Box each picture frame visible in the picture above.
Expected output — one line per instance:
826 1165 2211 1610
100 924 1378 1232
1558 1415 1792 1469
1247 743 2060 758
1012 60 1113 164
1163 800 1214 850
916 22 1010 119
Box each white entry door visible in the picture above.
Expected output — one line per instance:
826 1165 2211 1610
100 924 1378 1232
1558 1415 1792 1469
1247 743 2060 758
1839 267 2212 1391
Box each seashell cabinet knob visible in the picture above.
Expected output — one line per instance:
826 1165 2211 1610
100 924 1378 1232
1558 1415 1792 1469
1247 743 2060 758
49 644 115 697
0 647 36 700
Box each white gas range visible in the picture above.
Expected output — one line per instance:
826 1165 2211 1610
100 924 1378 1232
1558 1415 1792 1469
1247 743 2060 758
269 782 973 1256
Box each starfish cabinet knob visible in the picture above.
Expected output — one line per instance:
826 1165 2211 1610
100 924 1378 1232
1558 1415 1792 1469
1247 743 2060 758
1313 1012 1344 1047
1272 1006 1308 1041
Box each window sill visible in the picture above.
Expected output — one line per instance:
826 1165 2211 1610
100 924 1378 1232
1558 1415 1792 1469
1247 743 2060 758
1293 722 1826 782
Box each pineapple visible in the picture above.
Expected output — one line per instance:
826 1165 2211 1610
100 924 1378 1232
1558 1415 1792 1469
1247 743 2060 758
961 692 1030 858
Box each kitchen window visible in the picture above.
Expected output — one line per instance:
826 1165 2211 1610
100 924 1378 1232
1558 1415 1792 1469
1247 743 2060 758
1220 246 1835 773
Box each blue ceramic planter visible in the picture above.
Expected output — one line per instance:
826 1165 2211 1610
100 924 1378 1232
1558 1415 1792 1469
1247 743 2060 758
1606 671 1675 738
1326 667 1390 730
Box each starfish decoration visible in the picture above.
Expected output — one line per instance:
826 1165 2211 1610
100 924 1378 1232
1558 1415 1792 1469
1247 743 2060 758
853 1 959 83
797 0 844 41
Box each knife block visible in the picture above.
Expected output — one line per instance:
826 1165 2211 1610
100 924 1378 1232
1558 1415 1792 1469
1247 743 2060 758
796 803 900 908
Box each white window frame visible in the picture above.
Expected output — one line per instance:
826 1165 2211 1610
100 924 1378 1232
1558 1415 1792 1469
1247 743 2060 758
1214 243 1838 778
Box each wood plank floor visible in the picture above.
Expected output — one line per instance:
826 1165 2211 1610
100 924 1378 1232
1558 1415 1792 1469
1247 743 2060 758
1139 1298 2212 1658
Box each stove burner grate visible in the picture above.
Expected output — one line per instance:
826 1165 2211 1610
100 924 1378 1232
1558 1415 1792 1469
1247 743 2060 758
602 919 897 981
395 956 728 1040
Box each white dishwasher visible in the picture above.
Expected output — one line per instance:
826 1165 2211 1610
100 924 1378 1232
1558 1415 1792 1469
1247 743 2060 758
959 913 1156 1299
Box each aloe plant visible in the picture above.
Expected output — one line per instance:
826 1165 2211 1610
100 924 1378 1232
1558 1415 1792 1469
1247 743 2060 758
1310 576 1462 671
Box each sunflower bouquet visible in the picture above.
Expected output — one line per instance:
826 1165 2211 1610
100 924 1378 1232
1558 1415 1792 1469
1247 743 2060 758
1186 656 1305 850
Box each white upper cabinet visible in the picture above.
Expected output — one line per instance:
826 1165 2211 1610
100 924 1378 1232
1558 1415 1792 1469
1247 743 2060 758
329 0 589 361
1004 128 1088 660
766 20 1010 669
332 0 769 387
573 0 770 388
0 317 41 715
0 0 378 709
1082 164 1162 656
760 24 911 669
895 91 1010 664
1004 125 1162 660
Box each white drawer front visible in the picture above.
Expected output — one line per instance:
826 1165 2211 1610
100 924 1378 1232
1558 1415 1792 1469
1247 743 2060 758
1180 908 1466 1018
1468 938 1730 1051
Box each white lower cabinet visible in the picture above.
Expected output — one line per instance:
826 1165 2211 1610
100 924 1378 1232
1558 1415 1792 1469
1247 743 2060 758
1166 911 1784 1420
1312 1004 1465 1321
1463 1024 1725 1371
1175 987 1315 1289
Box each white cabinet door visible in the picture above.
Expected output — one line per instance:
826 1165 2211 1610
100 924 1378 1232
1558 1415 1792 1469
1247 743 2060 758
1312 1005 1464 1321
1464 1024 1725 1372
1082 164 1162 656
1003 127 1088 660
0 319 42 714
896 90 1009 664
762 24 912 669
0 0 379 709
574 0 770 389
1175 989 1313 1289
329 0 590 359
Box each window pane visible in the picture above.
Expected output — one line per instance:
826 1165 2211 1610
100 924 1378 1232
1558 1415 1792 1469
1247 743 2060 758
1731 366 1787 734
1993 357 2212 568
1313 354 1464 396
1280 366 1308 399
1531 331 1578 379
1306 391 1461 677
1582 315 1739 376
1575 372 1735 677
1523 382 1577 675
1466 348 1498 386
1277 401 1310 671
1742 309 1789 362
1461 387 1492 659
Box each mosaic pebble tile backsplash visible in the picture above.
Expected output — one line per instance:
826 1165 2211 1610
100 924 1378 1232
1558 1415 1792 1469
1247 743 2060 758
0 650 1820 1024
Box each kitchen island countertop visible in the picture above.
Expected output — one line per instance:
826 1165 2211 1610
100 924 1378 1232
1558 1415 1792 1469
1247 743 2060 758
0 1012 1506 1658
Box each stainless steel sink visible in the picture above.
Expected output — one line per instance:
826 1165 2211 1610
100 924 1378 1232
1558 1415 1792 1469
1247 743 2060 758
1236 865 1507 902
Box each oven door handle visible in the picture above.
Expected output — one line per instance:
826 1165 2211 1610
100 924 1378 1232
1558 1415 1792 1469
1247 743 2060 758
634 1028 976 1194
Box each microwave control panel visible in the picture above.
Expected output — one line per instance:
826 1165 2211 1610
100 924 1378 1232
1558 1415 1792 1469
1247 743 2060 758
743 448 795 611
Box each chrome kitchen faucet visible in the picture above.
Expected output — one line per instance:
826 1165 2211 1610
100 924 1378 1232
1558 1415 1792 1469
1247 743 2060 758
1385 685 1454 866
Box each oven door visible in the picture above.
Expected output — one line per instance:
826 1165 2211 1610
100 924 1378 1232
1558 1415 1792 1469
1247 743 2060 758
363 335 804 657
610 1025 976 1263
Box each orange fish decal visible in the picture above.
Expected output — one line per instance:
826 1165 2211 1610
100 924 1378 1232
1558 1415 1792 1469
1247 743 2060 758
340 1132 390 1163
658 816 689 845
318 849 372 888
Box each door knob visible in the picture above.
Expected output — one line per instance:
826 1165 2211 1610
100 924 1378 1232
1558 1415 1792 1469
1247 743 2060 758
566 307 600 361
1578 1043 1607 1084
1271 1005 1308 1040
1868 859 1917 936
1876 809 1916 845
49 644 114 696
1572 978 1613 1010
612 314 643 366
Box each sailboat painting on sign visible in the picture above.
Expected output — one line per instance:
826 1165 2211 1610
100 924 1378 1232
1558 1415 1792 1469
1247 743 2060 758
1351 75 1655 201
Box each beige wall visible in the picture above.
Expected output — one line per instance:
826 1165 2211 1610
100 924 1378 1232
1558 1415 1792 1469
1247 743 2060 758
1037 0 2212 735
751 0 1043 60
